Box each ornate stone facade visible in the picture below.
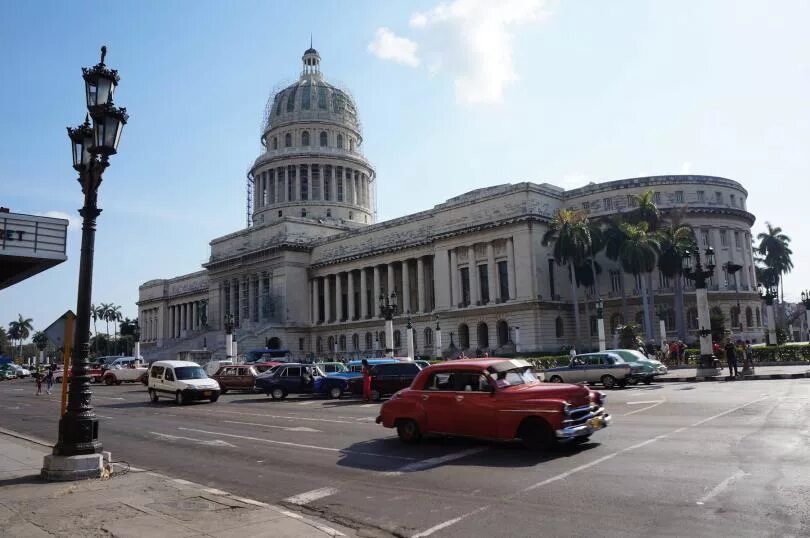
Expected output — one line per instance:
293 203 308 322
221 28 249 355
137 49 764 359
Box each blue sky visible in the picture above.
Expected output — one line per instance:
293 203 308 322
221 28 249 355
2 0 809 335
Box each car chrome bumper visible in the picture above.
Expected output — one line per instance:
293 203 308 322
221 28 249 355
556 412 611 439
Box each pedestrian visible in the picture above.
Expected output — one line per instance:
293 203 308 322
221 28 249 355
45 365 54 395
35 371 43 395
724 338 739 378
361 359 372 402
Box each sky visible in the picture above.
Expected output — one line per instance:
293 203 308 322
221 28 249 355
2 0 809 338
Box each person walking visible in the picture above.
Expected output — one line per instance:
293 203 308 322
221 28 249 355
724 338 739 378
35 370 43 395
45 365 55 395
361 359 372 402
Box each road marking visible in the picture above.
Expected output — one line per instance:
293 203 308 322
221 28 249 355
411 396 771 537
94 396 125 400
284 487 339 505
297 400 318 405
360 404 376 408
626 400 664 405
224 420 321 433
384 447 488 476
185 408 368 425
178 427 417 460
150 432 237 448
96 414 115 419
697 469 748 504
278 509 345 537
623 400 666 416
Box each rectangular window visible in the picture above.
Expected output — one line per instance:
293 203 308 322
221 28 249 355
610 270 621 293
311 165 320 200
459 267 470 306
720 230 728 247
318 86 327 109
277 168 285 203
701 229 710 246
627 195 637 208
653 192 661 205
324 166 331 201
301 87 310 109
603 197 613 211
734 231 741 248
268 169 276 203
582 201 590 212
300 166 309 201
716 191 723 204
498 260 510 301
730 194 736 207
478 265 489 304
548 259 556 298
288 167 296 201
697 190 705 202
674 191 684 203
337 177 344 202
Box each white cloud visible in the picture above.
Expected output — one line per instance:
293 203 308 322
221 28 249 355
39 211 82 231
367 27 420 68
680 161 693 174
369 0 550 104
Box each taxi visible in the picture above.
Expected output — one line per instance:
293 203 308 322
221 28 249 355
376 358 610 450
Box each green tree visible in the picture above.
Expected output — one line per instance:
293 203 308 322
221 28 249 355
757 222 793 303
8 314 34 362
657 217 696 340
617 222 661 342
0 326 9 356
628 190 663 341
603 216 631 325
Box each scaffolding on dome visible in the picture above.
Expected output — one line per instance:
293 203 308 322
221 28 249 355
246 169 254 228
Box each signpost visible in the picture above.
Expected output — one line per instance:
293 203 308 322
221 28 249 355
43 311 76 417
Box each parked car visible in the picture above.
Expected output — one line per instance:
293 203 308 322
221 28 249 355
147 360 220 405
604 349 668 384
54 364 104 383
317 361 348 374
6 364 31 378
544 352 638 389
254 363 349 400
0 365 17 380
368 361 422 401
102 359 148 385
331 359 402 395
377 358 610 449
414 360 431 369
212 364 260 393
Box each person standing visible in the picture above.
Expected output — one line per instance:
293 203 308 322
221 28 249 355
45 365 55 395
35 370 43 395
724 339 739 378
361 359 372 402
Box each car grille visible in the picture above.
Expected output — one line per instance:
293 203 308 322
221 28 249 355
565 405 602 426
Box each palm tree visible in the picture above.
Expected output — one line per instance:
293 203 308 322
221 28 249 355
657 219 696 340
574 260 602 350
628 190 662 341
757 222 793 303
543 209 590 349
604 216 630 324
8 314 34 362
617 222 661 342
109 305 122 353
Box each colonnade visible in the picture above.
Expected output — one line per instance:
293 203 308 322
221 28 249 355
254 163 371 210
140 307 160 342
221 272 273 329
166 300 206 339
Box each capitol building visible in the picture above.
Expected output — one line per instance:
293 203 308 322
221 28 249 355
138 48 765 359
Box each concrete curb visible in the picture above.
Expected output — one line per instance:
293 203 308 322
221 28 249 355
657 371 810 383
0 426 53 447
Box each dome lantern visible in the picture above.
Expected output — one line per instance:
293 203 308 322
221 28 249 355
302 44 321 79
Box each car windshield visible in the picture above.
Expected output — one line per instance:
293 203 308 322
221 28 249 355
492 366 538 387
174 366 207 380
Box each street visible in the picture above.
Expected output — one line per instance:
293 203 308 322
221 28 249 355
1 378 809 537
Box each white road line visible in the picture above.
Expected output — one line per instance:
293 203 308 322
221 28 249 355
697 470 748 504
626 400 664 405
412 396 770 537
278 509 345 537
623 401 665 416
359 404 376 408
224 420 321 433
96 414 115 419
178 427 417 460
150 431 237 448
297 400 318 405
284 487 339 505
384 447 488 476
185 408 367 425
94 396 125 400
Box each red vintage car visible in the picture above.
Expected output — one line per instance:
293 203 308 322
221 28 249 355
376 358 610 450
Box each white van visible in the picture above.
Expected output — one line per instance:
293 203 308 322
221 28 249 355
147 360 220 405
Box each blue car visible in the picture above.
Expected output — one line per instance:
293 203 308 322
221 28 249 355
328 359 401 395
254 363 352 400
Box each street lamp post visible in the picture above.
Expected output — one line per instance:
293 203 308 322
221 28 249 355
656 305 668 353
434 316 442 360
406 314 415 360
800 290 810 342
378 289 397 357
760 285 778 346
596 299 606 351
43 47 128 481
723 262 743 332
224 313 235 358
682 247 721 376
133 322 141 360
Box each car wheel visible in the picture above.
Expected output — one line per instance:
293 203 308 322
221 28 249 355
572 436 591 445
220 387 228 395
618 379 628 388
329 386 342 399
90 376 98 384
519 418 555 451
396 419 422 444
105 375 115 386
371 389 382 402
115 381 122 386
175 391 186 405
270 387 285 400
643 377 653 385
209 393 219 403
628 377 639 386
601 375 617 389
149 389 159 403
549 375 563 383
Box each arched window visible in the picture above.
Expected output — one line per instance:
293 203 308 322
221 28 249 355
730 306 741 328
477 323 489 348
424 327 433 347
349 138 355 151
393 330 401 349
365 332 373 350
352 333 360 351
337 134 344 149
378 331 386 348
635 311 646 333
301 131 310 146
610 314 623 334
746 307 753 328
272 137 278 150
339 334 346 351
316 336 322 352
555 317 564 338
687 308 699 330
320 131 328 147
458 324 470 349
285 133 292 147
327 335 335 351
496 320 509 347
755 308 761 327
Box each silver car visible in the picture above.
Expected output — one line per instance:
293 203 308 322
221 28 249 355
545 352 635 389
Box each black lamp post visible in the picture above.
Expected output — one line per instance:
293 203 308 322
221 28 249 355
682 247 718 371
801 291 810 342
723 262 743 330
379 289 397 356
759 283 778 346
53 47 128 461
595 297 605 351
434 315 442 360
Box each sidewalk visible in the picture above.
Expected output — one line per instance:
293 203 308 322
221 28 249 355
656 363 810 382
0 430 355 538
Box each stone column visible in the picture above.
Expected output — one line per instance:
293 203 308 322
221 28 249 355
247 277 254 323
486 242 496 303
311 279 318 323
258 275 266 322
336 272 344 321
507 237 517 300
434 252 451 310
402 260 411 314
230 279 238 325
416 257 425 313
180 303 187 336
387 263 395 300
168 307 173 340
347 270 356 320
191 302 197 330
450 248 459 307
324 275 332 323
360 268 369 319
373 266 381 317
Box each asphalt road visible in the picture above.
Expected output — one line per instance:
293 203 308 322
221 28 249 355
1 377 808 537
